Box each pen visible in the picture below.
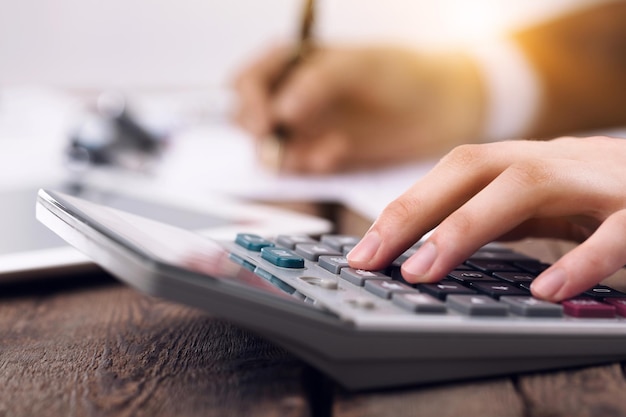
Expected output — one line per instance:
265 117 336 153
260 0 316 171
272 0 315 90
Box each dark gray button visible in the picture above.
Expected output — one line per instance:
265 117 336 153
469 251 531 262
465 259 519 273
493 271 536 284
417 280 476 300
448 270 496 283
583 285 626 298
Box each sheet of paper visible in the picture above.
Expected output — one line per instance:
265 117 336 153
156 122 437 220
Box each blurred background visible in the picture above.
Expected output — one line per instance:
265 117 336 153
0 0 598 89
0 0 611 213
0 0 618 274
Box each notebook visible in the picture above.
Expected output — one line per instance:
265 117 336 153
36 189 626 390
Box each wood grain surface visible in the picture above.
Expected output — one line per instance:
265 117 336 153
332 364 626 417
0 274 323 417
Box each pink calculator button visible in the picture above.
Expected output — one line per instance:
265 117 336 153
562 298 616 318
603 298 626 317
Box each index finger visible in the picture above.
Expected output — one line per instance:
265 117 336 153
346 141 549 270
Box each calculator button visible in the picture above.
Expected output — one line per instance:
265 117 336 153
342 245 356 256
320 235 361 252
493 272 536 284
392 293 447 314
318 255 349 274
364 280 416 299
340 268 389 287
295 243 341 261
447 270 496 283
513 260 550 274
260 247 305 268
562 298 616 318
603 298 626 316
465 260 519 273
470 282 529 299
391 247 420 267
417 280 477 300
446 295 509 317
276 234 317 249
235 233 274 252
500 296 563 317
451 264 475 271
582 285 626 298
468 251 531 262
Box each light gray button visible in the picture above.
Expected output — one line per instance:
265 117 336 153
318 255 349 274
446 295 509 316
320 235 361 251
340 268 390 286
276 234 317 249
500 296 563 317
392 293 446 314
295 243 341 261
365 280 416 299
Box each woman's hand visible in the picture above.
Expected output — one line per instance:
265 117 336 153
232 44 484 173
347 136 626 302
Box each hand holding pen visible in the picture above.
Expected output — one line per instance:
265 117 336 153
231 0 485 174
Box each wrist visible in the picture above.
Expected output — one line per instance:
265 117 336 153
468 37 542 142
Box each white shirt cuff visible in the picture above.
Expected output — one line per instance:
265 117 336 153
469 38 542 142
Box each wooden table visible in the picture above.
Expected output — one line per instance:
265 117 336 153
3 209 626 416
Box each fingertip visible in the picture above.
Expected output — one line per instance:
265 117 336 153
400 241 438 282
347 231 382 269
530 267 567 301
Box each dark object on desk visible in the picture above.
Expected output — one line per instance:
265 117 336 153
67 92 166 173
36 189 626 391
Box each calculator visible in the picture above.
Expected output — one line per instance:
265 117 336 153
36 189 626 390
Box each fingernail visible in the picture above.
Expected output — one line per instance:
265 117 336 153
531 267 567 300
347 231 382 263
402 241 437 278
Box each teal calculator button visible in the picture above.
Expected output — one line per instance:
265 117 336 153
261 247 305 268
235 233 274 251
